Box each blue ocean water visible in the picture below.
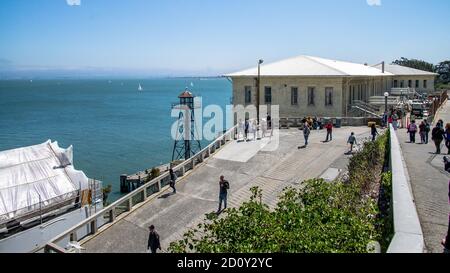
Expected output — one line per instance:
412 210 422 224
0 78 232 201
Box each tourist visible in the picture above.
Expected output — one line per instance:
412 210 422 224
252 119 258 141
147 225 161 254
217 175 230 213
441 157 450 253
267 114 272 130
382 112 388 128
303 122 311 147
419 121 426 144
244 119 249 141
325 121 333 142
432 122 445 154
371 123 378 142
261 118 267 138
424 120 431 144
347 132 357 154
387 114 393 125
238 119 245 141
169 168 177 194
392 112 399 130
446 123 450 155
407 120 417 143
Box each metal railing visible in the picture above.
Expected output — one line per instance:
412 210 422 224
40 125 238 253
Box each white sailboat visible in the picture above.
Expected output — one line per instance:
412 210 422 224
138 83 143 91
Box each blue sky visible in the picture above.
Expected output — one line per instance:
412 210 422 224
0 0 449 77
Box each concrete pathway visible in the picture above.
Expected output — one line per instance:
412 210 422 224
82 126 372 253
396 101 450 253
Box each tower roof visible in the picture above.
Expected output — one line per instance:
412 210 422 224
178 90 194 98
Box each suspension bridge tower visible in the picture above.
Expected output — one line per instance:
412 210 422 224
172 89 202 161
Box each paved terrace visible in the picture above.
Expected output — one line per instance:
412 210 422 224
397 100 450 253
83 126 373 253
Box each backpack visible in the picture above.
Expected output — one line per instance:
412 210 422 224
223 181 230 190
425 124 430 132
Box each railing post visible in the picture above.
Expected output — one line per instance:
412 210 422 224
109 208 115 223
70 232 78 242
143 187 148 199
90 219 97 235
192 157 196 168
128 198 133 211
157 179 162 192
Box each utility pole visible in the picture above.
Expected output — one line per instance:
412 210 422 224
256 59 264 124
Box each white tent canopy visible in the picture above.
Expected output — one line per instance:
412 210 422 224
0 140 89 225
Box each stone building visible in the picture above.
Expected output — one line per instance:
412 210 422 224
225 55 437 118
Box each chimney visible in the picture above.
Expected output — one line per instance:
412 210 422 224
382 61 385 73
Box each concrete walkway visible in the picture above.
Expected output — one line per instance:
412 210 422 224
397 101 450 253
82 126 372 253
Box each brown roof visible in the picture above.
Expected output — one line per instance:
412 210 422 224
178 90 194 98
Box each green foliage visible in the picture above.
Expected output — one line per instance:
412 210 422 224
144 167 161 183
169 132 391 253
436 61 450 85
392 57 435 73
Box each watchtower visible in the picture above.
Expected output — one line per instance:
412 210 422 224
172 89 202 161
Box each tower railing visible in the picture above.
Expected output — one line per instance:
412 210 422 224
39 124 238 253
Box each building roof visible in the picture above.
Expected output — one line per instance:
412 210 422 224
372 63 438 76
225 55 394 77
0 140 89 224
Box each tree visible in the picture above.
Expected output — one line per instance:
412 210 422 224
435 61 450 85
392 57 435 73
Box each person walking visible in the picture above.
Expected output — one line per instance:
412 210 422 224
432 122 445 154
244 119 249 141
419 121 426 144
217 175 229 213
445 123 450 155
371 123 378 142
303 122 311 147
252 119 258 141
325 121 333 142
424 120 431 144
392 112 399 130
407 120 418 143
169 168 177 194
147 225 161 253
347 132 357 154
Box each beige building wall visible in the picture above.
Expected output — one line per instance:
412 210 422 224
232 76 344 117
390 75 435 93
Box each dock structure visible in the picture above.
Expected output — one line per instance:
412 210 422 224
67 125 372 253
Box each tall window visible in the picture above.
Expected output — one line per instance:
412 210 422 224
291 87 298 105
325 87 333 106
408 80 412 88
415 80 420 88
393 80 398 88
264 86 272 104
244 86 252 104
400 80 404 88
308 87 315 106
424 80 428 89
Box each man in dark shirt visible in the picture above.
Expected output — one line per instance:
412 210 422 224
217 175 229 213
147 225 161 253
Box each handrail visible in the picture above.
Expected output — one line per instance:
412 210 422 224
351 105 382 118
39 124 238 253
386 124 424 253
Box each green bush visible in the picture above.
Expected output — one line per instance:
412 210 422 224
169 132 391 253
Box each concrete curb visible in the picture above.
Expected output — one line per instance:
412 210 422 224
387 124 425 253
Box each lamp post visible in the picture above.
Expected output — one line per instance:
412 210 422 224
257 59 264 124
384 92 389 113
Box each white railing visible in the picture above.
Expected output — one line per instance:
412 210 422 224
39 125 238 253
387 124 424 253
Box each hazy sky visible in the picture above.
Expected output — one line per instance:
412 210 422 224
1 0 449 77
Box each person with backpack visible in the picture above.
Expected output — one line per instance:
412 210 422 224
217 175 229 213
347 132 357 154
419 121 426 144
169 168 177 194
147 225 161 253
432 122 445 154
407 120 418 143
371 123 378 142
325 121 333 142
424 120 431 144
